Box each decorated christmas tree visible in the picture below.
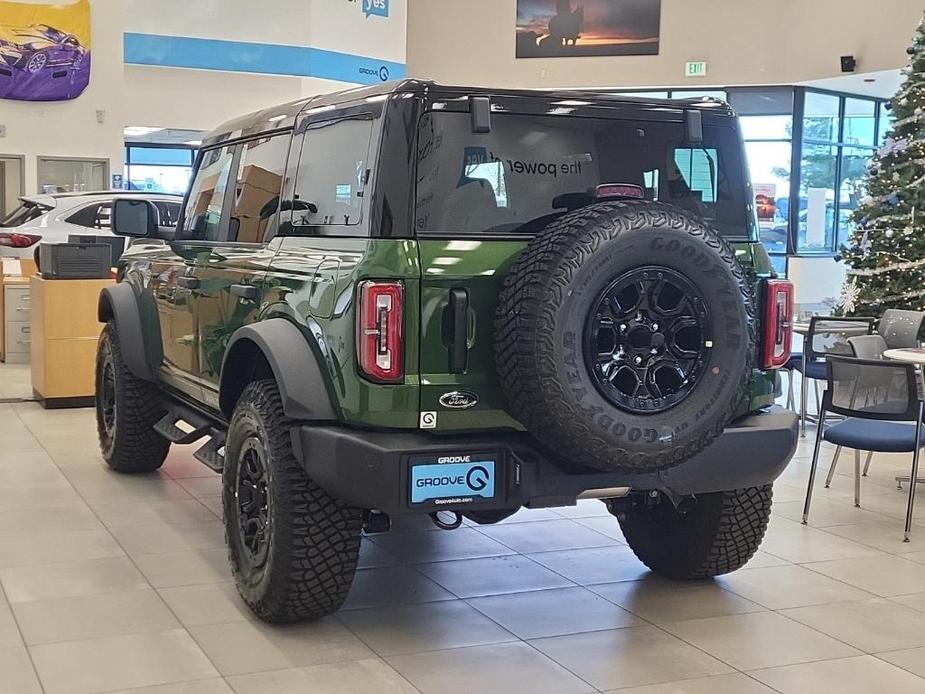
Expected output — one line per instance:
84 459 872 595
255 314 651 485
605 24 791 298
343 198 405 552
840 14 925 315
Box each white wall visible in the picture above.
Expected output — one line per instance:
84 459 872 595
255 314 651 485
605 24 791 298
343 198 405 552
0 0 406 195
407 0 923 89
2 0 125 195
122 0 406 130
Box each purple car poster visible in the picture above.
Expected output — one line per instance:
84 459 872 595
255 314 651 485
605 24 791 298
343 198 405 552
516 0 661 59
0 0 90 101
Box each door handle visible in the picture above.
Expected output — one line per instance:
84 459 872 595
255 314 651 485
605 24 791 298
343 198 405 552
177 276 201 290
448 288 469 374
230 284 259 301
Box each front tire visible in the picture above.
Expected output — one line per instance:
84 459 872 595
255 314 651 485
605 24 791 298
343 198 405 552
617 486 773 579
223 379 362 623
95 322 170 473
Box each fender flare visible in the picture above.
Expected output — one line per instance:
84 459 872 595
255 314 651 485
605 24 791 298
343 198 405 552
97 283 160 382
220 319 338 422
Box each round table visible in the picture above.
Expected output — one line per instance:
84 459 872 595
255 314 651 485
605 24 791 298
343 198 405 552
884 348 925 364
882 348 925 491
793 320 873 337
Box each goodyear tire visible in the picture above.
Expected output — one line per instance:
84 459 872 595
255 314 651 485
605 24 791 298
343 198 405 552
496 201 755 473
95 322 170 473
618 486 773 579
223 379 362 623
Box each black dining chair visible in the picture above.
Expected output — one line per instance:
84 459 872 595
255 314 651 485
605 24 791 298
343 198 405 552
822 334 888 487
793 316 876 435
878 309 925 349
802 355 924 542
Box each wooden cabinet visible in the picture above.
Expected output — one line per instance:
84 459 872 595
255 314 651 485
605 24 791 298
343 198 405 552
30 276 114 408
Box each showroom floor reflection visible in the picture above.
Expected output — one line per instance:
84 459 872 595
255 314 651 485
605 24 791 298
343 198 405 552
1 400 925 694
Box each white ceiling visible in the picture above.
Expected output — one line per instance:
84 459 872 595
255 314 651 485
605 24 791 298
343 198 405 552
123 127 208 145
801 69 903 99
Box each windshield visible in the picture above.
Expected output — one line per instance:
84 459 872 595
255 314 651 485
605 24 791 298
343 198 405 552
415 112 754 239
1 201 49 228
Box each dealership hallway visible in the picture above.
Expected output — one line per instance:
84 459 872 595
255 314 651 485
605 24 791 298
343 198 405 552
2 401 925 694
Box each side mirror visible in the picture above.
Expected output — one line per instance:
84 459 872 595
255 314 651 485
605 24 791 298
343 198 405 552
112 198 157 238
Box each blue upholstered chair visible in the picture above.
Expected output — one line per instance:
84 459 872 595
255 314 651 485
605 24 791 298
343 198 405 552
802 355 924 542
823 334 888 486
792 316 876 436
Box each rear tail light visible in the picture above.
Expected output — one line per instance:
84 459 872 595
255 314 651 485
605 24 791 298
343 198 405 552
762 279 794 369
357 280 404 383
0 233 41 249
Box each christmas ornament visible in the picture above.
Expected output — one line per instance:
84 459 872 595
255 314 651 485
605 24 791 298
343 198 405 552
879 137 910 158
839 279 860 314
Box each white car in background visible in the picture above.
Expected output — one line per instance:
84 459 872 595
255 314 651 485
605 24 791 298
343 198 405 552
0 190 182 258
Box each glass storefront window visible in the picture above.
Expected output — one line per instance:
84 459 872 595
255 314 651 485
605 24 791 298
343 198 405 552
124 145 196 195
126 164 192 195
879 102 894 144
796 143 838 252
837 146 873 248
126 147 194 166
843 99 876 146
740 115 793 140
745 140 791 254
672 90 728 100
803 92 841 143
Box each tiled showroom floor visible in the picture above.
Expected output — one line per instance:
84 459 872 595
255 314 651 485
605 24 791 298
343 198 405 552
2 399 925 693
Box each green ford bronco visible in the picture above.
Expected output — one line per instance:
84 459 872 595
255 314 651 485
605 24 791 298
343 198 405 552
99 80 798 623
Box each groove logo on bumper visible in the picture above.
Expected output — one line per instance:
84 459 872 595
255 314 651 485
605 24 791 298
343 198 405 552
410 459 496 504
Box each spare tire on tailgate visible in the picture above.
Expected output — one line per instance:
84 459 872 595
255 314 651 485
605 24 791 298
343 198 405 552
495 200 755 474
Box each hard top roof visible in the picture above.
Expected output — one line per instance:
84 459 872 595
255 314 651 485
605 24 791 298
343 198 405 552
202 79 735 147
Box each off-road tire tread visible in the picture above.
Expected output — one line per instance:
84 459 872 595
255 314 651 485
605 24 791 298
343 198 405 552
495 200 755 473
96 322 169 473
619 485 773 579
225 380 362 623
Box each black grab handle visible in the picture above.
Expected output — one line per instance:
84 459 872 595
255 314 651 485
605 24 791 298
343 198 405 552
448 288 469 374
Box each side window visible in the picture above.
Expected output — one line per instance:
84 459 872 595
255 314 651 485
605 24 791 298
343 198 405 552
290 117 373 229
228 135 289 243
180 145 235 241
66 202 111 229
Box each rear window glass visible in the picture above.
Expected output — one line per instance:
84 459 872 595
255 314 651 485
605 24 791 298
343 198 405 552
415 112 752 238
1 202 48 227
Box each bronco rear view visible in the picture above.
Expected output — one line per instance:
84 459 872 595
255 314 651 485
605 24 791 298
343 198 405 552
98 80 798 623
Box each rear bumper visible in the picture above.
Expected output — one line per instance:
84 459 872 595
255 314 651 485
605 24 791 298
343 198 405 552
291 407 799 515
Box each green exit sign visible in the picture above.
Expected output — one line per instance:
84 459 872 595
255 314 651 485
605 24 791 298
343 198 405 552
685 61 708 78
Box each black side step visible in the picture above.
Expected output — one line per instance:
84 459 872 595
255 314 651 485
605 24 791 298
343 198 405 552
154 404 214 445
193 430 226 473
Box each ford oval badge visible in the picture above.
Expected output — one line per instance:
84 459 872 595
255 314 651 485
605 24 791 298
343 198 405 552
438 391 479 409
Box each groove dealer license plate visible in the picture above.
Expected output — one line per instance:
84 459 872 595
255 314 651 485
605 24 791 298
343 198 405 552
409 454 497 506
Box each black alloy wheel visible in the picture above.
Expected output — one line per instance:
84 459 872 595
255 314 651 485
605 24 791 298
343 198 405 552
585 266 711 414
235 437 272 569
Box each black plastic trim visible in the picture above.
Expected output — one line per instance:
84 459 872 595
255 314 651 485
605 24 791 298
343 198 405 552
292 407 799 514
97 283 159 382
221 319 338 422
